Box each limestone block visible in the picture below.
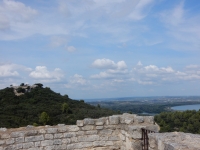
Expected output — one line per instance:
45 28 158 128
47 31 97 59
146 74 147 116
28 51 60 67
63 132 76 138
6 138 15 145
25 130 38 136
145 125 159 132
109 116 119 125
105 141 114 146
119 133 125 141
57 124 65 126
77 131 84 136
25 135 44 142
109 136 120 141
38 129 46 134
58 126 67 133
0 128 7 132
85 130 98 135
28 148 40 150
84 118 95 125
10 131 25 138
67 125 80 132
81 125 94 131
93 141 105 147
148 136 156 149
78 135 99 142
132 140 142 150
62 138 71 144
3 145 13 150
1 133 10 139
13 143 23 149
53 139 62 145
45 134 53 140
135 116 144 123
71 137 78 143
104 125 117 130
95 118 105 126
35 141 41 147
15 137 24 143
0 140 5 145
105 118 109 125
120 115 134 124
67 142 93 149
23 142 34 149
96 126 104 130
144 116 154 124
54 133 63 139
46 128 58 134
41 140 54 146
99 129 113 135
76 120 84 127
54 144 67 150
44 145 55 150
99 136 108 141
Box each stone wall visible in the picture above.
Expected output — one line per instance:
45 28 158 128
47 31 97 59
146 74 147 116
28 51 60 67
148 132 200 150
0 113 158 150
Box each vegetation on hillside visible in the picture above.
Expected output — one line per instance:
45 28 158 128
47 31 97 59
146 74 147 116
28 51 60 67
155 110 200 134
0 85 118 128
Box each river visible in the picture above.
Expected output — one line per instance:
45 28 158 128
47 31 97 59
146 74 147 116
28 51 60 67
171 104 200 111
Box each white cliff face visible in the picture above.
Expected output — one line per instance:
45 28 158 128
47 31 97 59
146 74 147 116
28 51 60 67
0 114 158 150
11 84 38 96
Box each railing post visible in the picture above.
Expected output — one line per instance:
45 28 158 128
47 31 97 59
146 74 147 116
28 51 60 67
141 128 155 150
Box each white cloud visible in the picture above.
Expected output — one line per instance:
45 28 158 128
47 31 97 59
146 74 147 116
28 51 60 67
29 66 64 82
132 62 200 83
91 59 128 79
66 46 76 52
92 58 127 70
160 1 184 26
91 72 114 79
0 63 32 77
50 36 68 47
65 74 88 89
128 0 154 20
159 1 200 51
0 64 19 77
92 58 116 69
0 0 38 29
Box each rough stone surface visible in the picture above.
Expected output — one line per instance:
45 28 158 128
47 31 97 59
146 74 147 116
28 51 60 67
149 132 200 150
0 114 162 150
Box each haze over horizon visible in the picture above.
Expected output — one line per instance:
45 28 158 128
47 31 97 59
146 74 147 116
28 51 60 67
1 0 200 99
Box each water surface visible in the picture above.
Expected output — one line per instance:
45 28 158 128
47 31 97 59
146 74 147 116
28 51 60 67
171 104 200 111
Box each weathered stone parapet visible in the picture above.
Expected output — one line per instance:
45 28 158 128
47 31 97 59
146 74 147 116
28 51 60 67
0 114 158 150
149 132 200 150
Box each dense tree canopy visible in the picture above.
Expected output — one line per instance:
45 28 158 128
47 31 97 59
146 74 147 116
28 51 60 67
0 86 118 128
155 110 200 134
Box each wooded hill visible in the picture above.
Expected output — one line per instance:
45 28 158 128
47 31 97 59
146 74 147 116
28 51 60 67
0 84 117 128
155 110 200 134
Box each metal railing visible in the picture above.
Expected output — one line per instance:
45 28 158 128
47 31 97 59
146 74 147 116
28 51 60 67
141 128 155 150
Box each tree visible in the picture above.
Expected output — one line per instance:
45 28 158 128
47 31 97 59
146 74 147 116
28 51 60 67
97 104 101 109
39 112 50 125
35 83 43 88
80 100 84 103
61 102 69 113
20 83 24 86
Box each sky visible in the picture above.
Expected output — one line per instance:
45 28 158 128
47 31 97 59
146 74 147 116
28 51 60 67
0 0 200 99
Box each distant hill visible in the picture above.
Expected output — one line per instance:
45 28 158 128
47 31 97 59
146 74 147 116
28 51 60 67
0 84 117 128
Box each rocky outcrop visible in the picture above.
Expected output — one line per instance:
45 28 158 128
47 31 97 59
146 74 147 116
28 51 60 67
11 84 38 96
0 114 158 150
149 132 200 150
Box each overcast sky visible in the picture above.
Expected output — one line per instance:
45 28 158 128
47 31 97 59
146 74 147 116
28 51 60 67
0 0 200 99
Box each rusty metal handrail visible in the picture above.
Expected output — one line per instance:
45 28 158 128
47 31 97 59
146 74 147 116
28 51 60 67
141 128 155 150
